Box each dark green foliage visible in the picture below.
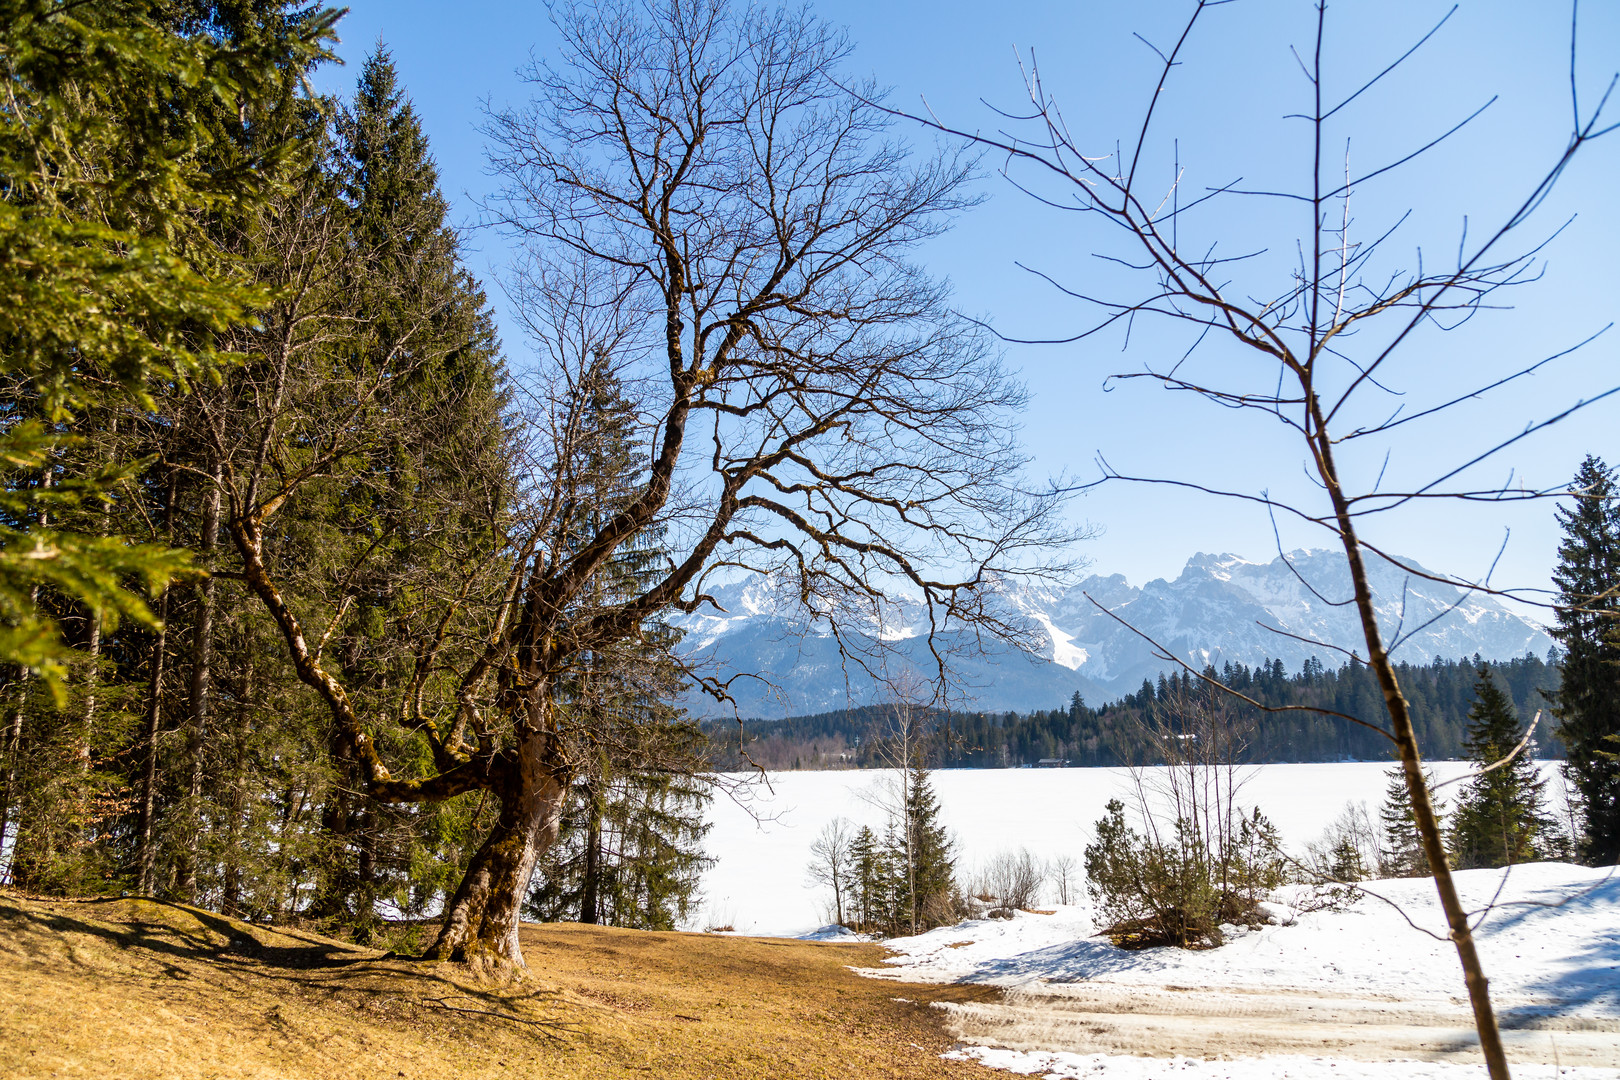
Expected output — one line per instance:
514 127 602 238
0 0 340 895
1 670 139 894
848 825 890 932
528 754 713 931
523 364 713 931
1548 456 1620 865
706 652 1563 770
896 769 956 933
1378 764 1435 878
0 28 553 940
1327 836 1366 882
1450 664 1560 869
1084 798 1285 949
283 45 511 939
0 0 337 689
833 770 959 937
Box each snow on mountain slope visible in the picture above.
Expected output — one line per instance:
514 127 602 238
1058 549 1553 690
669 550 1554 715
674 576 797 650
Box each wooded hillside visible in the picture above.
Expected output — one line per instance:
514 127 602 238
706 653 1563 770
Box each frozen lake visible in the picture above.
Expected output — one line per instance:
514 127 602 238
696 761 1573 936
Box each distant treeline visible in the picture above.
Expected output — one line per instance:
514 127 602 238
703 653 1562 770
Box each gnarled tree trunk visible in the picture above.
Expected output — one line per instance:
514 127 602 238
427 726 569 966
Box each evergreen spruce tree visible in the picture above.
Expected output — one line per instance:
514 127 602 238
0 0 338 893
313 46 508 937
1548 456 1620 864
893 767 957 933
849 825 888 933
1327 836 1366 882
525 367 712 929
1450 664 1558 870
528 714 713 930
594 751 713 931
174 44 513 937
0 2 336 690
1379 764 1437 877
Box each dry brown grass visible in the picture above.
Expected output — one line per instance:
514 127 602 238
0 891 1000 1079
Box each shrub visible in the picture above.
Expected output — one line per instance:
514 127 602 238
975 847 1046 911
1308 802 1381 877
1084 798 1284 949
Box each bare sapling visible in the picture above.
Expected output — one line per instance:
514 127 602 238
886 2 1618 1071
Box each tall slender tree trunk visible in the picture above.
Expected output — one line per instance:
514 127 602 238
832 861 844 926
134 473 176 894
309 745 357 921
354 805 378 939
580 777 601 924
222 735 245 918
0 671 28 883
133 595 168 895
223 661 257 919
180 461 222 900
1 469 51 883
1309 410 1511 1080
77 615 101 778
75 421 115 783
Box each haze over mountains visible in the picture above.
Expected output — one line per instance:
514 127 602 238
672 550 1554 719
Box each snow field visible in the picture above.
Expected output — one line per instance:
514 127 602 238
945 1046 1619 1080
873 863 1620 1016
879 864 1618 1079
697 762 1566 937
698 765 1617 1077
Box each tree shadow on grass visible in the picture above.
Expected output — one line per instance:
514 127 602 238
0 893 577 1029
0 895 374 972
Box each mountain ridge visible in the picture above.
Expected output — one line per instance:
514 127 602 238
672 549 1554 718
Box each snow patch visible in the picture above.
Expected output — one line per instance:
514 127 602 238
873 863 1620 1017
1031 611 1089 670
798 924 866 942
946 1046 1620 1080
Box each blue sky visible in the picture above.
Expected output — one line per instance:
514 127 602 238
312 1 1619 615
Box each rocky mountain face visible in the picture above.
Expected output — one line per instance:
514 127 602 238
671 550 1554 719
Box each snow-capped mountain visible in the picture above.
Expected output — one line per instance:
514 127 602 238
1009 550 1553 690
672 550 1554 718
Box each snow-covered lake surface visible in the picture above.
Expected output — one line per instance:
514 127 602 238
696 762 1572 936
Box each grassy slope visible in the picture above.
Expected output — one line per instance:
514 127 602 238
0 892 999 1079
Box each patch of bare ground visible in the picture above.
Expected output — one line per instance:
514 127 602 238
931 981 1620 1069
0 891 999 1080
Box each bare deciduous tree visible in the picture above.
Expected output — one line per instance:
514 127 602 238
807 816 855 927
225 0 1069 969
1048 853 1078 906
977 847 1045 912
